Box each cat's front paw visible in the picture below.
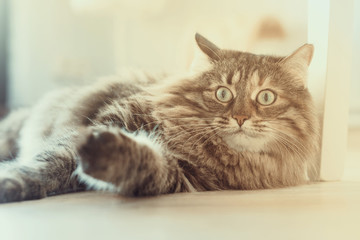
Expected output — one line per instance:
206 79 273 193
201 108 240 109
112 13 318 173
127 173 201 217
0 177 46 203
77 129 132 182
0 178 24 203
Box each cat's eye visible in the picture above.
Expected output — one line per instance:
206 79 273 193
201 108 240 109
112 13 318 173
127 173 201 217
257 89 276 106
215 87 233 103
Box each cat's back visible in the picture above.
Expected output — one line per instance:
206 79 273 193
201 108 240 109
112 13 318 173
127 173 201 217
25 69 166 131
36 77 146 127
15 69 168 159
18 75 149 155
66 70 166 126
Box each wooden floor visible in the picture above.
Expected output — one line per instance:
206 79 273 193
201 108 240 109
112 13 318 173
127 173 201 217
1 129 360 240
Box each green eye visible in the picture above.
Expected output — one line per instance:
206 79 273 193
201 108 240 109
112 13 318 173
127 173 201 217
257 89 276 106
216 87 233 103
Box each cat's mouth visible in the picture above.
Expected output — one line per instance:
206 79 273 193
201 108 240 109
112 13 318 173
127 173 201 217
220 126 268 153
232 127 260 138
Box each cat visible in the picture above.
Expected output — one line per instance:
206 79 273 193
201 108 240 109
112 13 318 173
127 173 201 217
0 33 320 203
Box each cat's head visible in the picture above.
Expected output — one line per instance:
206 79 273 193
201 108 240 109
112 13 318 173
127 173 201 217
155 33 319 178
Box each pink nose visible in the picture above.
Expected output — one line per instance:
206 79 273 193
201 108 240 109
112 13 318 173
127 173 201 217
233 115 249 127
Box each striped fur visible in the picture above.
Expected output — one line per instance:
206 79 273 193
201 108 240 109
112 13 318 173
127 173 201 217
0 34 320 203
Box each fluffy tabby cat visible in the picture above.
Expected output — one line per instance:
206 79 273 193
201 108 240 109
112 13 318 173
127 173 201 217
0 34 320 203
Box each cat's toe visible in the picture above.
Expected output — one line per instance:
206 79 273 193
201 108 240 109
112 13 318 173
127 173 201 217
0 178 24 203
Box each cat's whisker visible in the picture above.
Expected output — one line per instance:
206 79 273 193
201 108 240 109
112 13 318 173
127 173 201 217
264 124 309 149
166 126 214 150
266 119 321 139
267 128 304 153
187 127 221 156
82 115 98 126
272 129 309 157
164 128 212 147
203 127 221 146
130 115 218 130
132 113 215 120
187 128 220 156
161 124 224 133
266 127 307 160
161 126 212 143
165 126 220 149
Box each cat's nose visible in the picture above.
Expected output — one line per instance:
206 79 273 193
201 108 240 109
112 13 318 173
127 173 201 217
233 115 249 127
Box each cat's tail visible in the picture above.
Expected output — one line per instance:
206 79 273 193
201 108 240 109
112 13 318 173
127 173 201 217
0 108 30 161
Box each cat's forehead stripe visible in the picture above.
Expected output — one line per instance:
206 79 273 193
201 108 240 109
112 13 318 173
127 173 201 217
250 70 260 86
221 74 227 84
220 71 241 85
261 76 272 87
226 72 234 85
258 76 265 86
249 70 271 87
232 71 241 85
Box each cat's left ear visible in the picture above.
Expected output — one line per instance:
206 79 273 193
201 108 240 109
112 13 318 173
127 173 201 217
190 33 221 74
281 44 314 88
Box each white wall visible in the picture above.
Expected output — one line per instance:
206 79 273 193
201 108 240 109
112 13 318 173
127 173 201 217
8 0 115 108
0 0 7 105
7 0 309 108
108 0 308 73
349 0 360 127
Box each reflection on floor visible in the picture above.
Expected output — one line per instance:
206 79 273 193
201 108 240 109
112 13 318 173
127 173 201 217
0 128 359 240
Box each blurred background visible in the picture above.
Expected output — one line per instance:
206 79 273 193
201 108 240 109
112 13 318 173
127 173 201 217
0 0 359 127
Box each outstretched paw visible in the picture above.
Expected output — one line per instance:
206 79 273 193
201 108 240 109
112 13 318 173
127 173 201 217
77 129 132 181
0 178 24 203
0 177 45 203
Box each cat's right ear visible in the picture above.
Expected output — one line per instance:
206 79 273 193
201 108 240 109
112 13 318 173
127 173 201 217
190 33 221 74
281 44 314 88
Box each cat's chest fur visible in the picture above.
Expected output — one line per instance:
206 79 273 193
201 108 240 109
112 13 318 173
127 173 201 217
199 139 271 188
166 132 305 190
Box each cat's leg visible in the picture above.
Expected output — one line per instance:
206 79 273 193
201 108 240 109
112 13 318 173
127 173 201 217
76 126 189 196
0 131 81 203
0 109 30 161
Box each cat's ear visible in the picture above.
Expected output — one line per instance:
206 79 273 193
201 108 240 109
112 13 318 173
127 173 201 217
281 44 314 88
190 33 221 74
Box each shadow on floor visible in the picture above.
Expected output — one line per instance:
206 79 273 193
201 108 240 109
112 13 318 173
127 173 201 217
0 104 8 119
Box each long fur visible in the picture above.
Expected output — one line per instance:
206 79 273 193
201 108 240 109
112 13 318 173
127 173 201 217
0 34 320 203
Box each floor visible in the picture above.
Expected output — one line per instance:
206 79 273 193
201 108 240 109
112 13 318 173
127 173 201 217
1 129 359 240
